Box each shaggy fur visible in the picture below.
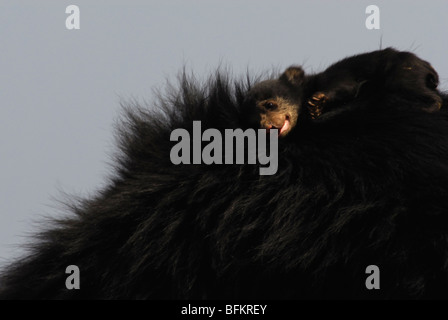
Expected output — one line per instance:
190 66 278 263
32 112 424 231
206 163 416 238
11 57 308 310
1 48 448 299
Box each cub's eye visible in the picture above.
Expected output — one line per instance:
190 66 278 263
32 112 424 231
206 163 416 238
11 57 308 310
264 101 277 110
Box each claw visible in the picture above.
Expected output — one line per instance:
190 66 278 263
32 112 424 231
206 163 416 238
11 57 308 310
312 92 327 101
307 92 326 119
307 104 322 120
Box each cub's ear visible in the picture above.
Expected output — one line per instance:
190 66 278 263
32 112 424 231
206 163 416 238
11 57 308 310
279 66 305 86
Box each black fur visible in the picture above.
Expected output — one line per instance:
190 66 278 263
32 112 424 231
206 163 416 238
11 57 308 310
304 48 443 116
1 49 448 299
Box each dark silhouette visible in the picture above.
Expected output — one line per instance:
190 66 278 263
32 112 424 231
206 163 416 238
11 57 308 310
1 48 448 299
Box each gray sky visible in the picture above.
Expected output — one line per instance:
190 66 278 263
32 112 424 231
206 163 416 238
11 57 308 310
1 0 447 266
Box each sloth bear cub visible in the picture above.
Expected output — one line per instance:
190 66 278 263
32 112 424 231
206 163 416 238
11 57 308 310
1 48 448 300
247 48 443 133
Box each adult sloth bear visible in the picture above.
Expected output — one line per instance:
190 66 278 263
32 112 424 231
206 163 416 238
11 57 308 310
1 48 448 300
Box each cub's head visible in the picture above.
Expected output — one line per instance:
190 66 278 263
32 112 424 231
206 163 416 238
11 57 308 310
243 67 305 137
